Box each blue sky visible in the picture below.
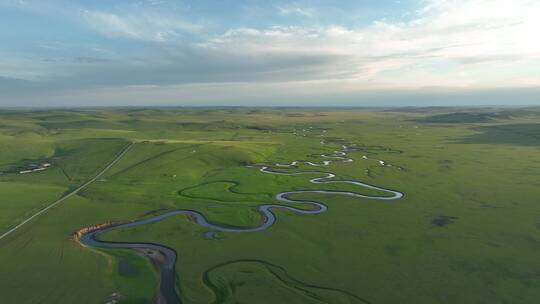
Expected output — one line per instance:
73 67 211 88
1 0 539 106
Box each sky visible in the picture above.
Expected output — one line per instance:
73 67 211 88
0 0 539 107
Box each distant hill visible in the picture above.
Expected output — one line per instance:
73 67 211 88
390 107 540 124
417 112 510 123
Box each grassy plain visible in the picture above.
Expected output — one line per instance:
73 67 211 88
1 107 540 303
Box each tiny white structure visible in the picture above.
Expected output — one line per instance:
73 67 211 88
362 155 368 159
379 160 385 166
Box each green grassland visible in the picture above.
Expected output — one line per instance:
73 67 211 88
1 107 540 303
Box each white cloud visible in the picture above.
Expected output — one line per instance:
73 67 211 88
202 0 540 88
276 4 314 17
3 0 539 106
80 9 201 42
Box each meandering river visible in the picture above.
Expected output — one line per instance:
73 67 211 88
80 142 404 303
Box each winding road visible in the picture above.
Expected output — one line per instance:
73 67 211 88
80 141 404 304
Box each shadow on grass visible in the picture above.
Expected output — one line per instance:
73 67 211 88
459 124 540 146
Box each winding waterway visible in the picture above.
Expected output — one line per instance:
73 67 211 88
79 142 404 303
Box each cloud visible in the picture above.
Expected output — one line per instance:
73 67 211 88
201 0 540 88
48 48 351 89
80 9 201 42
276 4 314 17
1 0 539 106
5 78 540 107
74 56 111 64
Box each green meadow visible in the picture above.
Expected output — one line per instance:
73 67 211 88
1 107 540 303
